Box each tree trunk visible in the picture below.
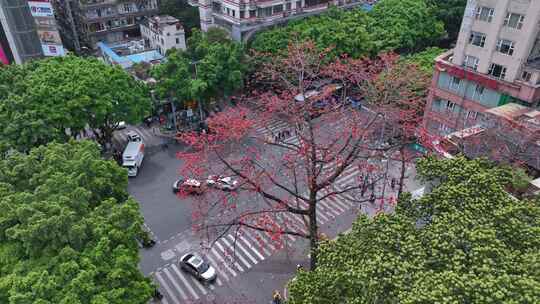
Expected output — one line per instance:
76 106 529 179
397 146 406 197
309 196 319 271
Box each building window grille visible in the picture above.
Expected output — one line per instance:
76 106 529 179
488 63 507 79
463 55 479 71
469 32 486 47
475 6 494 22
504 12 525 29
496 39 515 56
521 71 532 82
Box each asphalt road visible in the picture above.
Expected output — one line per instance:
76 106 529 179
131 117 424 304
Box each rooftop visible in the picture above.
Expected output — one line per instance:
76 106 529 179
144 15 183 31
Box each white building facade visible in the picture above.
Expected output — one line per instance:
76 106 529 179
140 15 186 55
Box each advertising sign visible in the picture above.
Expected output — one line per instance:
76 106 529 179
28 1 54 17
27 0 65 57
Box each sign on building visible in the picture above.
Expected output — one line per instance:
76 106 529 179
27 0 66 57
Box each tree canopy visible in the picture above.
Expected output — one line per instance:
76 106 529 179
428 0 467 45
250 0 445 58
0 55 151 153
152 29 246 106
0 140 153 304
288 156 540 303
159 0 200 37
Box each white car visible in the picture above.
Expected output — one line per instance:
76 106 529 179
126 131 142 142
179 253 217 282
206 175 238 191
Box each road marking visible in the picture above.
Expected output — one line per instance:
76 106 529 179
163 268 189 301
316 209 329 222
204 253 229 282
209 246 237 277
215 241 245 272
171 264 199 300
283 213 308 234
155 271 181 304
254 230 278 252
187 274 208 295
220 237 252 269
243 230 272 256
228 234 259 265
320 201 341 217
238 234 265 260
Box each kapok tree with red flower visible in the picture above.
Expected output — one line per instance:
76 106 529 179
177 41 404 270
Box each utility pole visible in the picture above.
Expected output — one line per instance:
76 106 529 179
64 0 81 53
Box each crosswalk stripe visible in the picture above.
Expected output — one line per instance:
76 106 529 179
204 253 229 282
155 271 181 304
330 195 352 210
283 213 308 234
227 234 259 265
171 264 199 300
163 267 189 301
324 196 345 213
209 246 237 277
254 230 278 252
319 201 341 217
220 237 252 269
215 241 245 272
186 274 208 295
237 234 266 260
316 208 329 222
243 230 272 256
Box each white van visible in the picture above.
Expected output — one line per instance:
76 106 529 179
122 141 145 177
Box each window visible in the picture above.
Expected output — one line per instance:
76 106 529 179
232 10 235 17
240 10 245 18
449 76 461 91
488 63 507 79
446 100 457 112
175 38 180 44
522 71 532 82
469 32 487 47
473 85 485 100
273 4 283 14
504 12 525 29
475 6 494 22
496 39 515 56
463 55 479 71
466 110 478 120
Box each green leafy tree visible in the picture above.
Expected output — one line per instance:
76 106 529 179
251 1 445 58
0 141 153 304
153 29 246 109
401 46 446 76
288 156 540 303
0 56 151 153
159 0 200 36
428 0 467 44
368 0 445 53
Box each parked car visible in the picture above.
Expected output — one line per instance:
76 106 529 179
206 175 238 191
179 253 217 282
117 121 127 130
173 177 204 194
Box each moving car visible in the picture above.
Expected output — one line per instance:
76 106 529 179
206 175 238 191
126 130 142 142
179 253 217 282
172 177 204 194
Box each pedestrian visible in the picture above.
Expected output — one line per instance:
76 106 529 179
390 178 396 190
370 193 375 204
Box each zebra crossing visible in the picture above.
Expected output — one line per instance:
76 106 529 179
153 166 363 303
253 119 301 146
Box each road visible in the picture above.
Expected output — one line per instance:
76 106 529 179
130 118 423 303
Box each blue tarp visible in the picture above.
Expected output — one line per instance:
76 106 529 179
97 42 164 68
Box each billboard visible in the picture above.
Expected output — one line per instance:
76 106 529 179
27 0 65 57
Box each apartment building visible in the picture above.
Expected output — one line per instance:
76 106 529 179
140 15 186 55
191 0 376 41
53 0 159 50
423 0 540 137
